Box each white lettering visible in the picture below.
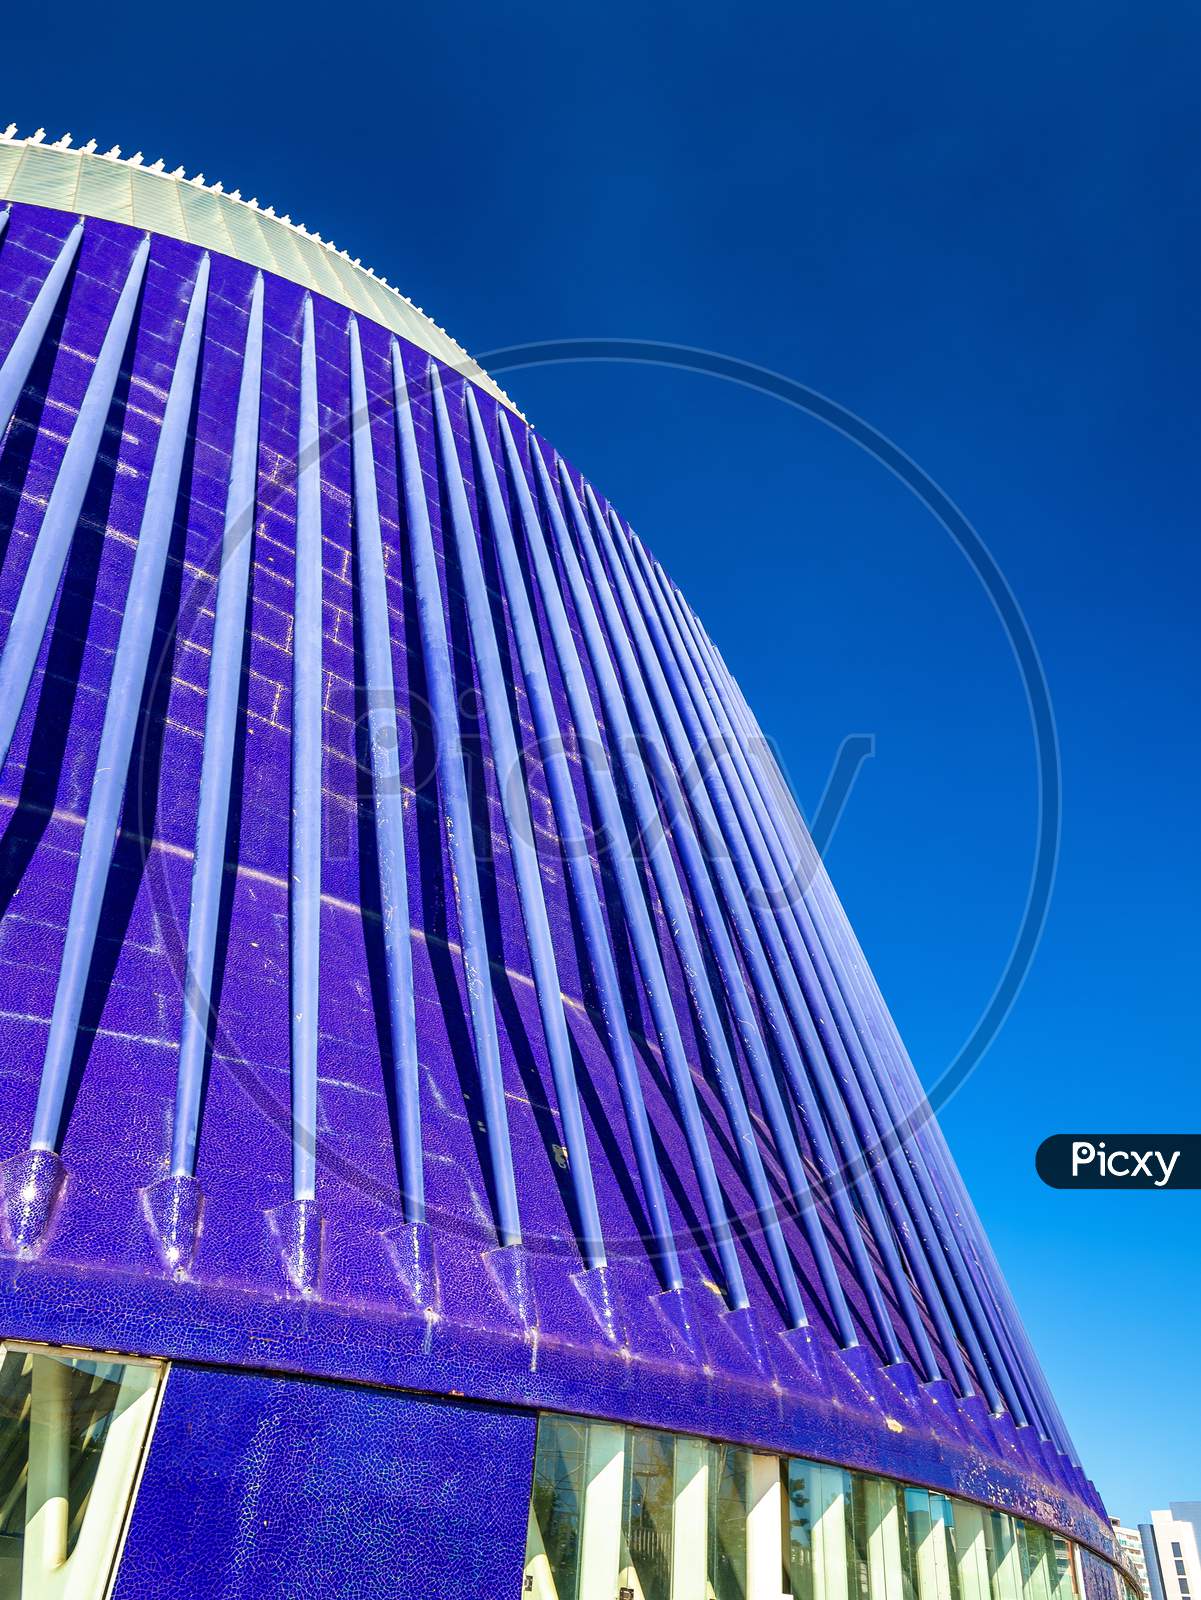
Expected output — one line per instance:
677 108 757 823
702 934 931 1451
1155 1151 1181 1188
1072 1142 1095 1177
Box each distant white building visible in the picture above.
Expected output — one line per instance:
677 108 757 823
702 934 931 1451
1111 1521 1151 1597
1140 1508 1201 1600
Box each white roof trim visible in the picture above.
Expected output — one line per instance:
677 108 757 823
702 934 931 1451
0 127 520 415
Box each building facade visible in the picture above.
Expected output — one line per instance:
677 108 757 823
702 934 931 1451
0 130 1135 1599
1140 1510 1201 1600
1111 1523 1151 1597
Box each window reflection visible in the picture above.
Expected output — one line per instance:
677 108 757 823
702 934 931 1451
524 1414 1133 1600
707 1443 748 1600
0 1344 162 1599
621 1430 674 1600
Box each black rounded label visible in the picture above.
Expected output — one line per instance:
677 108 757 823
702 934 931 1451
1036 1135 1199 1189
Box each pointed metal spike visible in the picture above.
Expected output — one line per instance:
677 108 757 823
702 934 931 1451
142 1174 204 1274
266 1199 324 1296
0 1148 66 1254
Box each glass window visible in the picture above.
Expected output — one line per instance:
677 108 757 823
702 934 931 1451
521 1414 1123 1600
0 1343 163 1600
620 1429 674 1600
526 1414 588 1600
707 1442 749 1600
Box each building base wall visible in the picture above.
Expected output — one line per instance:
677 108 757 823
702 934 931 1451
110 1364 537 1600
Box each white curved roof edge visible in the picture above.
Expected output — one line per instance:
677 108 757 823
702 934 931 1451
0 127 522 417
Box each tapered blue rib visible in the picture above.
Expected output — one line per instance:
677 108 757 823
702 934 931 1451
617 531 904 1358
684 636 1042 1414
785 833 1062 1435
595 506 860 1347
639 534 1004 1388
550 458 800 1315
472 397 681 1289
0 231 148 776
429 370 604 1267
761 782 1032 1418
675 578 1052 1414
640 549 987 1392
681 601 1044 1425
347 323 423 1223
516 422 747 1310
289 297 322 1202
170 272 264 1178
635 546 942 1379
28 254 210 1154
663 573 958 1385
565 481 810 1326
0 218 84 448
390 346 520 1248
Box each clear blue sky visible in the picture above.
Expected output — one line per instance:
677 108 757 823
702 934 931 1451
4 0 1197 1525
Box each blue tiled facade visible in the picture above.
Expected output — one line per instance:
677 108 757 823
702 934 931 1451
0 185 1127 1595
110 1367 536 1599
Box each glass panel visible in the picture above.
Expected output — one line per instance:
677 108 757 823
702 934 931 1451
620 1429 674 1600
526 1415 588 1600
783 1460 818 1600
819 1464 859 1600
671 1437 709 1600
908 1487 957 1600
951 1501 995 1600
1050 1536 1077 1600
853 1475 910 1600
522 1414 1107 1600
932 1495 963 1600
986 1512 1025 1600
9 148 81 209
0 1344 162 1599
707 1442 749 1600
1019 1522 1057 1600
579 1426 626 1600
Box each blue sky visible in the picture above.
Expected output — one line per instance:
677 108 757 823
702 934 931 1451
4 0 1197 1523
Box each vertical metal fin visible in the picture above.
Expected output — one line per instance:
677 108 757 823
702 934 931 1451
290 295 323 1204
473 395 682 1291
637 547 935 1373
429 368 605 1268
593 502 857 1345
170 271 264 1181
347 320 424 1224
30 254 210 1158
0 231 148 775
514 427 748 1311
560 476 807 1329
694 609 1052 1424
0 218 84 448
390 346 521 1249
